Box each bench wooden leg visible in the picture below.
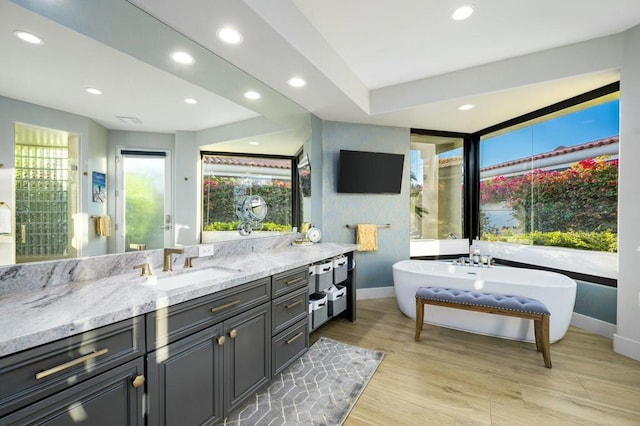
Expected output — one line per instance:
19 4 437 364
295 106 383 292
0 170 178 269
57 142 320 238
415 298 424 341
540 315 552 368
534 317 543 352
534 315 552 368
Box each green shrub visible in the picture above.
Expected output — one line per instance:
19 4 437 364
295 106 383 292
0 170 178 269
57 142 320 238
203 221 292 232
202 177 292 228
481 230 617 252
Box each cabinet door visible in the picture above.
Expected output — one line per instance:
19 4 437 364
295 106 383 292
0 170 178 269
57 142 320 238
223 303 271 413
147 324 224 426
0 316 144 417
0 358 144 425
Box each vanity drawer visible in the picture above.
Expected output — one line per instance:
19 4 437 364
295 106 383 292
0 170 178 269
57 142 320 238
272 287 308 336
0 316 144 417
272 319 308 376
272 266 309 299
146 277 270 351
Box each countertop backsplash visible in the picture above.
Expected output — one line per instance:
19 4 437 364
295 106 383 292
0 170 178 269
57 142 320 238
0 233 300 297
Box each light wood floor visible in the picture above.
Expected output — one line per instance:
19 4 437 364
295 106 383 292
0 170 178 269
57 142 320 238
311 298 640 426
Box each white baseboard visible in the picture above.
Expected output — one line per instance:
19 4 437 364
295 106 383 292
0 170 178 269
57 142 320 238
357 286 395 300
570 312 616 339
613 334 640 361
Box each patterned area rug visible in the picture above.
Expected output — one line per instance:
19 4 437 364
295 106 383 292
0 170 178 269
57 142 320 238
223 337 384 425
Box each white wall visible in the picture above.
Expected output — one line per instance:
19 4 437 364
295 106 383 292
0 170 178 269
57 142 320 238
174 131 199 245
85 120 109 256
615 24 640 361
305 115 325 229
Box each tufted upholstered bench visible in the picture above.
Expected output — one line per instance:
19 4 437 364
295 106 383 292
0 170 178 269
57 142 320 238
415 286 552 368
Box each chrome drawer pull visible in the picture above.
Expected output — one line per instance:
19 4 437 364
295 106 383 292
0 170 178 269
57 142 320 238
284 277 304 286
35 348 109 380
210 299 241 313
286 332 303 345
285 300 301 309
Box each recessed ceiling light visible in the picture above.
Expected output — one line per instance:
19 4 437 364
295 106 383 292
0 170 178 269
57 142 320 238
13 30 43 45
184 98 197 104
249 141 260 145
171 51 195 65
216 27 244 45
452 5 474 21
86 88 102 95
244 91 261 100
287 77 307 88
458 103 475 111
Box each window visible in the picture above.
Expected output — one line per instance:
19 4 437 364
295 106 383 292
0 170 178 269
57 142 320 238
201 154 295 235
410 133 464 240
479 93 619 252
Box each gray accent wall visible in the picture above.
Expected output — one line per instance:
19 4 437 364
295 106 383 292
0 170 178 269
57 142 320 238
318 120 410 289
574 281 617 324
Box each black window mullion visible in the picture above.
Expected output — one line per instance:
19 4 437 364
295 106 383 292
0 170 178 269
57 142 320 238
463 134 479 242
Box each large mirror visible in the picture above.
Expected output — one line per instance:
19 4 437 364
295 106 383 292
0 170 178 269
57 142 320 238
0 0 310 266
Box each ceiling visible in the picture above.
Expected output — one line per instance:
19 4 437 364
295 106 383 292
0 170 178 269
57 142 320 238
0 2 260 133
4 0 640 151
130 0 639 133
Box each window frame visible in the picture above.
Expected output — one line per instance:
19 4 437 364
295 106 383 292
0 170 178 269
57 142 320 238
411 82 619 287
410 129 474 239
200 151 301 233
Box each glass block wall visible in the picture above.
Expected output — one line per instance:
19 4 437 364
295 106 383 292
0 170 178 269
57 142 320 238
15 144 70 260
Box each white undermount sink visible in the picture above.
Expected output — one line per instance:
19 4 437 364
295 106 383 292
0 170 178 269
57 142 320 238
141 267 237 291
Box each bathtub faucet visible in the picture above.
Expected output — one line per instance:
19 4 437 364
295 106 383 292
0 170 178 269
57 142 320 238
456 255 492 267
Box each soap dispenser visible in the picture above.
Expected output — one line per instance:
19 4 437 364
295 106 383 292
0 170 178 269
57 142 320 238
470 238 480 265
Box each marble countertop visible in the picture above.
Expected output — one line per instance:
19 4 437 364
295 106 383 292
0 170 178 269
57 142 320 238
0 242 356 357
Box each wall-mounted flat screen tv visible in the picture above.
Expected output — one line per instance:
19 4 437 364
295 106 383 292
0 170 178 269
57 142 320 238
337 149 404 194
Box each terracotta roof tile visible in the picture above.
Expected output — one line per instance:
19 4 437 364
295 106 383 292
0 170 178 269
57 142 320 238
480 136 618 172
203 155 290 169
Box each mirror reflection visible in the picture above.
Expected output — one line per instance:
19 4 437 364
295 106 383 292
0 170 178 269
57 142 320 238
236 195 268 236
14 123 79 263
0 0 310 266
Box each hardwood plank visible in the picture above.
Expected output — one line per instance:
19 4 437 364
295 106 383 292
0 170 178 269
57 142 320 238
519 384 640 425
579 376 640 412
312 298 640 425
491 400 590 426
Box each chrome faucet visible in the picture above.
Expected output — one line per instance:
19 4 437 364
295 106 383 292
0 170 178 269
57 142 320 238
163 247 184 271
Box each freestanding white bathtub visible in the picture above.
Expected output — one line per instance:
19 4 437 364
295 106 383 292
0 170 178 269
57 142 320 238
392 260 577 343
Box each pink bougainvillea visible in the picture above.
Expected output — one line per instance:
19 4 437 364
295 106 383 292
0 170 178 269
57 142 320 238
481 156 618 234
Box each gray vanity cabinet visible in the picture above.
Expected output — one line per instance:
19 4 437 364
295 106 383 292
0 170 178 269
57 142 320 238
271 267 310 376
145 278 272 425
222 303 271 413
0 317 145 424
146 323 225 426
1 358 144 425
